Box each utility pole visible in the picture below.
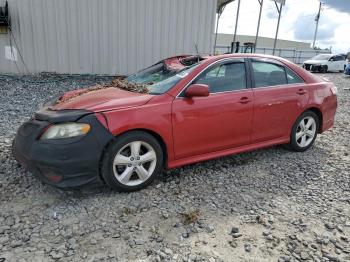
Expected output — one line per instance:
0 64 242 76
232 0 241 44
213 5 226 55
272 1 283 56
213 13 221 54
312 1 322 49
254 0 264 51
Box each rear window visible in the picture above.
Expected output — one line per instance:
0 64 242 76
252 61 287 87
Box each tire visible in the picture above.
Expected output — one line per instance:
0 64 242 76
288 111 319 152
101 131 164 191
320 65 328 73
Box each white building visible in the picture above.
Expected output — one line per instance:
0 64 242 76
215 33 313 51
0 0 222 75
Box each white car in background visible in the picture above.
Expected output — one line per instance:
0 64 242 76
303 54 347 73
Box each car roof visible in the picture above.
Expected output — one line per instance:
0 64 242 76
200 53 294 64
165 53 324 97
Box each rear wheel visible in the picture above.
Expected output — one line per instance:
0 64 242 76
101 131 164 191
288 111 319 152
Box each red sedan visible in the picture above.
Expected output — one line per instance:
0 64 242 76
13 54 337 191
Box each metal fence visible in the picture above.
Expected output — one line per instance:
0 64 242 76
215 46 331 64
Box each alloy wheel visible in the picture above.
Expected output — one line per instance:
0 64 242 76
295 116 317 148
112 141 157 186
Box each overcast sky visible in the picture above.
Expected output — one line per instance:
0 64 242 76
218 0 350 53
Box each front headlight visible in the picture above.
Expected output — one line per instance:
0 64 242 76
40 123 91 140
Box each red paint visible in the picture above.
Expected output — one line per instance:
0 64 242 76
163 55 189 70
172 89 254 159
163 55 211 71
54 54 337 169
184 84 209 98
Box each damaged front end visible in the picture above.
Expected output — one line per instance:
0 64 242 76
13 107 115 188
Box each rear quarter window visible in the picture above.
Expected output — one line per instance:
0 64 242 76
285 67 304 84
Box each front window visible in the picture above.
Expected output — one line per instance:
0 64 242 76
312 54 332 61
193 61 247 93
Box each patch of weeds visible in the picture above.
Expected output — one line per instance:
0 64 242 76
56 79 149 104
180 209 200 225
122 207 136 215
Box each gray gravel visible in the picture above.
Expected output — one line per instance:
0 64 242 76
0 73 349 262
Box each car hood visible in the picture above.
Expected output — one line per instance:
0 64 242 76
50 87 154 112
304 59 327 64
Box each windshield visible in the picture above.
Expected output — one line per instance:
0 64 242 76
312 54 332 60
126 63 199 95
126 62 177 84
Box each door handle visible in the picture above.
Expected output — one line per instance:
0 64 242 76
296 89 306 95
238 97 252 104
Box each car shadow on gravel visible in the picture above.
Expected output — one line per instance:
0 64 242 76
20 143 331 205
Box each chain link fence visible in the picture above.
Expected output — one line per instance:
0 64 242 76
214 46 331 64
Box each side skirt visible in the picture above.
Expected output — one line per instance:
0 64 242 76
167 137 289 169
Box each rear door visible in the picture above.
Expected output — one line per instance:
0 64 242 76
249 58 309 143
172 59 254 159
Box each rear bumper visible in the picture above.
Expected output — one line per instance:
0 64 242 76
12 111 114 189
321 95 337 133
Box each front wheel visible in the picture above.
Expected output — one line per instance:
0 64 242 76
320 65 328 73
288 111 319 152
101 131 164 191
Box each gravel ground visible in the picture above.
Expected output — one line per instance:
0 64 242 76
0 73 349 262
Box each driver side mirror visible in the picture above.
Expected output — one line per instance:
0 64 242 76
185 84 209 98
329 58 335 62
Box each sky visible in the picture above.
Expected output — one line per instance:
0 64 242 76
218 0 350 53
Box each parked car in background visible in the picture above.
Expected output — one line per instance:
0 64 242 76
345 53 350 76
303 54 347 73
13 54 338 191
345 63 350 76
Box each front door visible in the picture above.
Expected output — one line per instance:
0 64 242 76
328 57 338 71
172 59 254 159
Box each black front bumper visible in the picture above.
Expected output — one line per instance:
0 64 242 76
303 64 322 72
12 110 114 189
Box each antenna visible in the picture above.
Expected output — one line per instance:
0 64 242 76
194 43 200 62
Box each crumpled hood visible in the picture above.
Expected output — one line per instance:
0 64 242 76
50 87 154 112
304 59 327 65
